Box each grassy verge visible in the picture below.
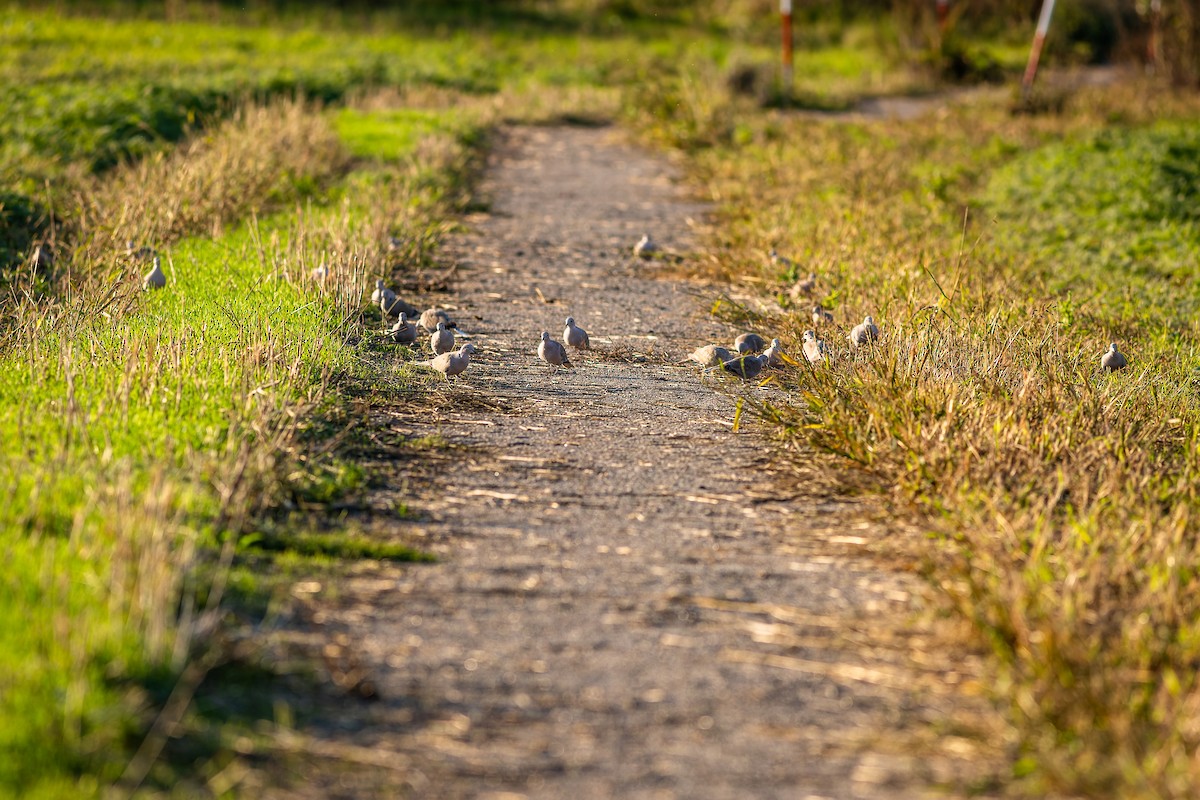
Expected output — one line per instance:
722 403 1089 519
631 73 1200 795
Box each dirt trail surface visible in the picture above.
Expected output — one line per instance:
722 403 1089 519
264 126 993 799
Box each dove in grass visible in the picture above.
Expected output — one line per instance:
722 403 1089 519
563 317 590 350
125 241 157 264
633 233 659 259
430 321 455 355
1101 343 1128 372
388 313 418 345
310 262 329 283
763 338 786 368
811 304 834 325
789 272 817 299
735 332 767 354
848 315 880 346
685 344 734 368
142 256 166 290
422 343 477 381
371 279 396 306
718 353 769 380
802 330 829 365
769 249 795 269
538 331 572 370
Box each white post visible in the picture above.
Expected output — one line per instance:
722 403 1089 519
1021 0 1058 97
780 0 793 100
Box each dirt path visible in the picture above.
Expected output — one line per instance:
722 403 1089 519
260 126 994 799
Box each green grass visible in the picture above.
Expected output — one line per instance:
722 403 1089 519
636 75 1200 797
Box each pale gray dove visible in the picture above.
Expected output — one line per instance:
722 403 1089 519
310 262 328 282
419 308 455 331
802 330 829 364
423 343 477 381
371 279 395 306
539 331 572 370
769 249 794 269
125 241 157 264
848 315 880 346
685 344 734 367
735 332 766 354
142 256 166 290
382 294 419 319
633 233 659 259
718 353 769 380
811 304 834 325
389 312 418 345
564 317 590 350
763 338 786 367
789 272 817 299
1101 343 1127 372
430 321 455 355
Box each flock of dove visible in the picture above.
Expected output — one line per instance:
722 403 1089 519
128 232 1130 376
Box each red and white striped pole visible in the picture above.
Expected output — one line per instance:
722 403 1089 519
1021 0 1058 97
781 0 794 100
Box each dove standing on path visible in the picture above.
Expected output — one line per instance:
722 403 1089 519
419 308 455 331
634 233 659 259
735 332 767 354
685 344 734 368
811 304 834 325
142 256 166 290
802 330 829 364
769 249 795 269
389 312 418 344
563 317 590 350
430 321 455 355
539 331 572 371
763 338 786 368
1101 343 1128 372
848 315 880 346
423 343 477 381
789 272 817 299
718 354 769 380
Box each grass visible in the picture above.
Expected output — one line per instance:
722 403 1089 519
629 72 1200 796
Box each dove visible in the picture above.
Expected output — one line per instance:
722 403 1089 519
718 353 769 380
685 344 734 368
430 321 455 355
769 249 795 269
563 317 590 350
802 330 829 364
763 338 786 367
419 308 455 331
424 343 477 381
142 256 166 290
30 243 52 273
735 332 767 354
811 304 834 325
125 241 157 263
371 279 396 306
1101 343 1127 372
387 236 404 252
848 315 880 346
789 272 817 299
539 331 572 370
310 262 328 282
633 233 659 259
388 312 418 344
381 295 419 319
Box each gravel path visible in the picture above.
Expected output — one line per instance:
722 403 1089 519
261 126 993 799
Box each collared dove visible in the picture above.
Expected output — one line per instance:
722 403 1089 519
718 353 769 380
372 279 396 306
142 256 166 290
310 262 328 282
769 249 795 269
802 330 829 364
381 295 419 319
811 304 834 325
634 233 659 259
30 243 51 273
684 344 734 367
125 241 157 264
763 338 786 367
848 315 880 346
735 332 767 354
789 272 817 299
430 321 455 355
564 317 590 350
423 343 477 381
389 312 417 344
387 236 404 252
539 331 572 370
419 308 455 331
1101 343 1127 372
